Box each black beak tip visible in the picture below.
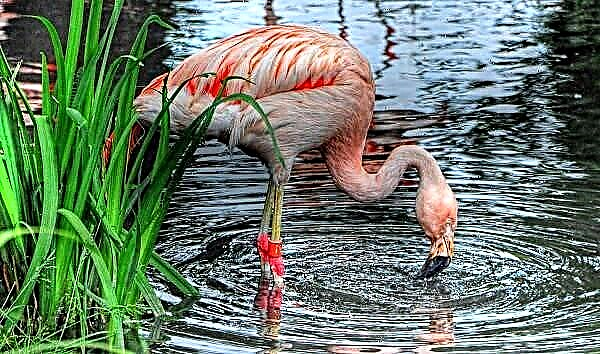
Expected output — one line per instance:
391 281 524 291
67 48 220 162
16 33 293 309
418 256 451 279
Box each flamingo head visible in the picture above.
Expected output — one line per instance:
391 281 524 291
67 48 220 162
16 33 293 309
415 183 458 279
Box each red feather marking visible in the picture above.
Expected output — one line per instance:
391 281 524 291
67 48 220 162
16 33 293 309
140 72 168 96
202 61 234 97
186 77 198 95
217 61 234 83
293 75 334 91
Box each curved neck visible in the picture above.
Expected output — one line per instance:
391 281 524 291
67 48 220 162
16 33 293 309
323 144 446 202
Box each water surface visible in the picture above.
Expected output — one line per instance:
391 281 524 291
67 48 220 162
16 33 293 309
3 0 600 352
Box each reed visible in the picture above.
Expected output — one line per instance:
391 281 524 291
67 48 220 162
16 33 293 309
0 0 280 351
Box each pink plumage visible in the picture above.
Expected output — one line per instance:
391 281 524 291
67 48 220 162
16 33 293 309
139 25 371 100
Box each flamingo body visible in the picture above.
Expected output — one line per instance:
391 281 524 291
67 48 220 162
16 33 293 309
135 25 373 185
134 25 457 281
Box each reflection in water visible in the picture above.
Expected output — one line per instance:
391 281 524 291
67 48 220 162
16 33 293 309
326 308 454 354
372 0 398 81
0 1 16 41
539 0 600 166
264 0 279 26
336 0 347 40
414 308 454 353
2 0 600 353
254 275 283 339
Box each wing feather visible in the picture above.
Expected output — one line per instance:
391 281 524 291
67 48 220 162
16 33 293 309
136 25 373 142
142 25 371 100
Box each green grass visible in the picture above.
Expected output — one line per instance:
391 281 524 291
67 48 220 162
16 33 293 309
0 0 281 351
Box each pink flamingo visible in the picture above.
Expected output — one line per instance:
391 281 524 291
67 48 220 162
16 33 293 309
134 25 458 287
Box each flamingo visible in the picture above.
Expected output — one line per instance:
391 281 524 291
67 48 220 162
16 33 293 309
134 24 458 287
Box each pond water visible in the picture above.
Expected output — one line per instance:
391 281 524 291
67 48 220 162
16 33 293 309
3 0 600 353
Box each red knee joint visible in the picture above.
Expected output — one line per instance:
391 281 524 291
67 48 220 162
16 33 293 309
257 233 285 277
257 232 270 261
267 240 282 258
268 240 284 277
257 233 283 259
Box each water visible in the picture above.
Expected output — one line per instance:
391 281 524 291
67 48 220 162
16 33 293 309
3 0 600 352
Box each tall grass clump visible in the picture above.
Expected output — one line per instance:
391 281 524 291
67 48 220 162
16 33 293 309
0 0 281 351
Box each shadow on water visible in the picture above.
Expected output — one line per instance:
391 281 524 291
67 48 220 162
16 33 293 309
2 0 600 352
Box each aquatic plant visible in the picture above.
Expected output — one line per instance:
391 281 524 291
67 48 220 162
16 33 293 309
0 0 276 350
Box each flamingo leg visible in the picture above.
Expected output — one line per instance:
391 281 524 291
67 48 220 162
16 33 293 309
258 182 275 273
255 182 284 325
260 181 275 234
271 186 284 242
270 185 284 286
256 182 285 285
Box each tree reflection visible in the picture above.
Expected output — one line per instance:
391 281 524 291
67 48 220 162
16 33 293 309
537 0 600 166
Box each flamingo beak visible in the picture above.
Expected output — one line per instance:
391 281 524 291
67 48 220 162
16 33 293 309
419 255 451 279
418 223 455 279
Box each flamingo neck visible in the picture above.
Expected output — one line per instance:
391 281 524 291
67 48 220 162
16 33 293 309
324 144 446 202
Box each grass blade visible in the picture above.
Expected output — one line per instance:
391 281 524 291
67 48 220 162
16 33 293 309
135 272 165 317
3 115 58 330
150 252 198 297
64 0 84 104
57 208 124 349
